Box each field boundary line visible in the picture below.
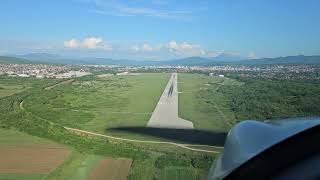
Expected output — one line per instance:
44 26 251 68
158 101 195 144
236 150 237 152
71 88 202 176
64 127 222 153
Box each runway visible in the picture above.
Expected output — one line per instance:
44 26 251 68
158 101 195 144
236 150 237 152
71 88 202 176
147 73 194 129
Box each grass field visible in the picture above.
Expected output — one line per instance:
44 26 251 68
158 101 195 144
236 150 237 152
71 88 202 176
47 152 103 180
0 77 31 98
24 73 170 135
0 76 59 98
46 151 133 180
0 128 56 145
178 73 244 132
0 74 217 180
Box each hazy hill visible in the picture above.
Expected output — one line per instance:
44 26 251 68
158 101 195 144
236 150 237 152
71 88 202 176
7 54 320 66
236 55 320 65
0 56 34 64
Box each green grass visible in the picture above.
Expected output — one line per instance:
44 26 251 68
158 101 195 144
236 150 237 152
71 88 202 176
24 73 170 135
0 174 45 180
129 153 160 180
0 76 58 98
178 73 243 132
0 83 30 98
156 167 207 180
0 128 56 145
69 154 103 180
46 151 103 180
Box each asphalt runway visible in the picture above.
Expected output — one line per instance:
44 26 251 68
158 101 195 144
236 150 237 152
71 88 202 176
147 73 194 129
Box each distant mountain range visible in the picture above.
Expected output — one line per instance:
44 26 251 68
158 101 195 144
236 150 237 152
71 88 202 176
0 56 36 64
235 55 320 65
1 53 320 66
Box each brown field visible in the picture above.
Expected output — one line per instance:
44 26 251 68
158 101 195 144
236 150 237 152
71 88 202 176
88 158 132 180
0 144 70 174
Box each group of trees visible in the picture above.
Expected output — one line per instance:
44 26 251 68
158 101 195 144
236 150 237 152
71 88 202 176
218 78 320 121
155 153 214 169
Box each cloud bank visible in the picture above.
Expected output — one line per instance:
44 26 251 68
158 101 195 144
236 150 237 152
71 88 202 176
63 37 234 59
64 37 112 50
75 0 195 19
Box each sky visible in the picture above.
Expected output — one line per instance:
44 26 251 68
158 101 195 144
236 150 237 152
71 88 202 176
0 0 319 60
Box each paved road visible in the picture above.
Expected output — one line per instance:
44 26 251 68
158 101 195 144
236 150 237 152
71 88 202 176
147 73 194 129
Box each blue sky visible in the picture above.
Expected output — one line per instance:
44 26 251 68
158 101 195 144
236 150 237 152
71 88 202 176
0 0 319 60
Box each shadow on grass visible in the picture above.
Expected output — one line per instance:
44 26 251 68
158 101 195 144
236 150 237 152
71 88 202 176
107 127 227 146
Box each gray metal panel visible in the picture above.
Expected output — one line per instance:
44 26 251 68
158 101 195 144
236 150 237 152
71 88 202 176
209 117 320 180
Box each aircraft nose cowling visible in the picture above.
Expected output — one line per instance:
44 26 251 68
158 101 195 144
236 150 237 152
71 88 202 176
208 117 320 180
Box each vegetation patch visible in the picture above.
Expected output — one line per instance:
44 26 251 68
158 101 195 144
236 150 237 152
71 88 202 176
219 77 320 120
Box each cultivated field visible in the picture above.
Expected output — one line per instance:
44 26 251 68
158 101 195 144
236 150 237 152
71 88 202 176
0 128 70 180
0 145 70 174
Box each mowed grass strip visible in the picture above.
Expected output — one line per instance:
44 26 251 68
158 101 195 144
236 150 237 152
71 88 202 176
70 155 103 180
88 158 132 180
46 152 133 180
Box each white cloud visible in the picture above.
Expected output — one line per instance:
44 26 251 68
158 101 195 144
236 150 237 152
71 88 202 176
64 39 79 48
131 43 155 52
131 45 140 52
77 0 194 19
165 41 206 57
248 52 257 59
142 44 153 52
82 37 103 49
64 37 112 51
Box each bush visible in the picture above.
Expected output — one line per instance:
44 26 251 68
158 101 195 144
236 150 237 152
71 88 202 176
155 154 190 168
191 155 214 168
